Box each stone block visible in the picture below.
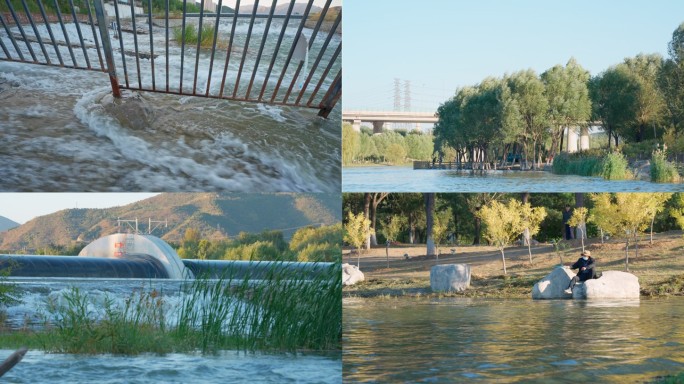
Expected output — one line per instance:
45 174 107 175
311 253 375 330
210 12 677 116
430 264 471 292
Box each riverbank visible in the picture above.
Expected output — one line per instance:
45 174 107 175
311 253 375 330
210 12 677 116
343 230 684 299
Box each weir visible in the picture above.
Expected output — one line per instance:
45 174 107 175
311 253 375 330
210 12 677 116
0 234 333 280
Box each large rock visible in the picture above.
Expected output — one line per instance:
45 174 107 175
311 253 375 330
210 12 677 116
342 263 364 286
430 264 471 292
532 266 575 299
572 271 640 299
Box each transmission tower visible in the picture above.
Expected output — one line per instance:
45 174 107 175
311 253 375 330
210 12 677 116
403 80 411 112
393 78 402 111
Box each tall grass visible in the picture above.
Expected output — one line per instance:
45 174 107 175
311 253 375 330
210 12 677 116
552 152 603 176
30 262 340 354
650 150 681 183
552 151 631 180
173 24 218 48
601 152 631 180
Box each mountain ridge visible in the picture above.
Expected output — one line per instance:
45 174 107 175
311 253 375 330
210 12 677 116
0 193 340 252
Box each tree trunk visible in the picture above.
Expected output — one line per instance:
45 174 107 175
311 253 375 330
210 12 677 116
650 216 655 245
473 215 481 245
425 193 436 256
364 193 371 250
500 247 507 275
625 238 630 272
527 240 533 265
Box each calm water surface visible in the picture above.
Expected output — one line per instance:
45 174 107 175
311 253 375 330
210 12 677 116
343 297 684 383
342 166 684 192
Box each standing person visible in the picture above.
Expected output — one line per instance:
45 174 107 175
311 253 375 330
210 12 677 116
564 250 597 294
562 205 573 240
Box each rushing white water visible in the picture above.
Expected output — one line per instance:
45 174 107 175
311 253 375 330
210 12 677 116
0 19 341 192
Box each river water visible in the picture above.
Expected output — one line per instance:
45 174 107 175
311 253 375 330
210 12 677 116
342 166 684 192
0 18 340 192
0 278 341 383
343 297 684 383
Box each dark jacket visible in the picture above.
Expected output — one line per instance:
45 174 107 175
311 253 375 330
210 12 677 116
571 256 596 281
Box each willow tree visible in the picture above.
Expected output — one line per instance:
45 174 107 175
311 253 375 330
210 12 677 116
589 66 639 148
659 22 684 137
621 54 667 142
476 199 524 274
541 58 592 157
503 70 549 169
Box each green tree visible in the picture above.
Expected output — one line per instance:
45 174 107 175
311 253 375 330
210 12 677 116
476 199 524 274
541 58 592 157
588 193 654 271
385 143 407 164
659 23 684 137
567 207 588 251
503 70 549 169
405 132 434 160
344 212 373 267
342 123 360 165
519 201 547 264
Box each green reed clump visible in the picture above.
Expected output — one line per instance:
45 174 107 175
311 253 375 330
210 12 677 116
650 149 681 183
601 151 631 180
24 261 340 355
39 287 172 354
173 24 218 48
175 261 341 352
552 152 603 176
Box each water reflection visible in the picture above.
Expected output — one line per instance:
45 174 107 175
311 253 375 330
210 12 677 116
343 298 684 382
342 166 684 192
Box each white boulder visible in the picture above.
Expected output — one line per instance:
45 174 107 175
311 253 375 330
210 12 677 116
342 263 364 286
430 264 471 292
532 266 575 299
572 271 640 299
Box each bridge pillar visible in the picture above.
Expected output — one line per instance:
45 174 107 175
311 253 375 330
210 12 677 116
566 126 579 153
352 119 361 132
579 126 590 151
373 121 385 134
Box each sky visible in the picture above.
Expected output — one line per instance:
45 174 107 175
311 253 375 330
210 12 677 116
0 193 159 224
344 0 684 113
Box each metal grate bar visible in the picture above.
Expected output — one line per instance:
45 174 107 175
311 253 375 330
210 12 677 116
36 0 63 66
0 0 341 116
294 10 340 105
5 0 37 62
257 0 295 102
0 12 24 61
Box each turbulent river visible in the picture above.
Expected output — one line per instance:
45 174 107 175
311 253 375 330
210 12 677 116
0 18 341 192
343 297 684 383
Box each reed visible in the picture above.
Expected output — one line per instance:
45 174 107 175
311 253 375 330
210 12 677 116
650 150 680 183
21 262 340 355
601 152 631 180
173 24 218 49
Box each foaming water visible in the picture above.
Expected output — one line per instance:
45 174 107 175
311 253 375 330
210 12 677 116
342 166 684 192
2 350 342 383
343 297 684 383
0 63 339 191
0 18 340 192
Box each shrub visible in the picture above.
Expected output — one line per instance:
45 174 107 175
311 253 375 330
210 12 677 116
601 151 631 180
651 149 680 183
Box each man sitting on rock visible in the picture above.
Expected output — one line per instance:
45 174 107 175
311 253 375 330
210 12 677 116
564 250 596 294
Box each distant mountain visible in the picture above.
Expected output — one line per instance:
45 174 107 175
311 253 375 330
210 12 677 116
0 216 19 232
0 193 340 252
238 3 321 15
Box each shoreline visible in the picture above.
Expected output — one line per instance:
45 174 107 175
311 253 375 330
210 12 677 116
343 232 684 300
